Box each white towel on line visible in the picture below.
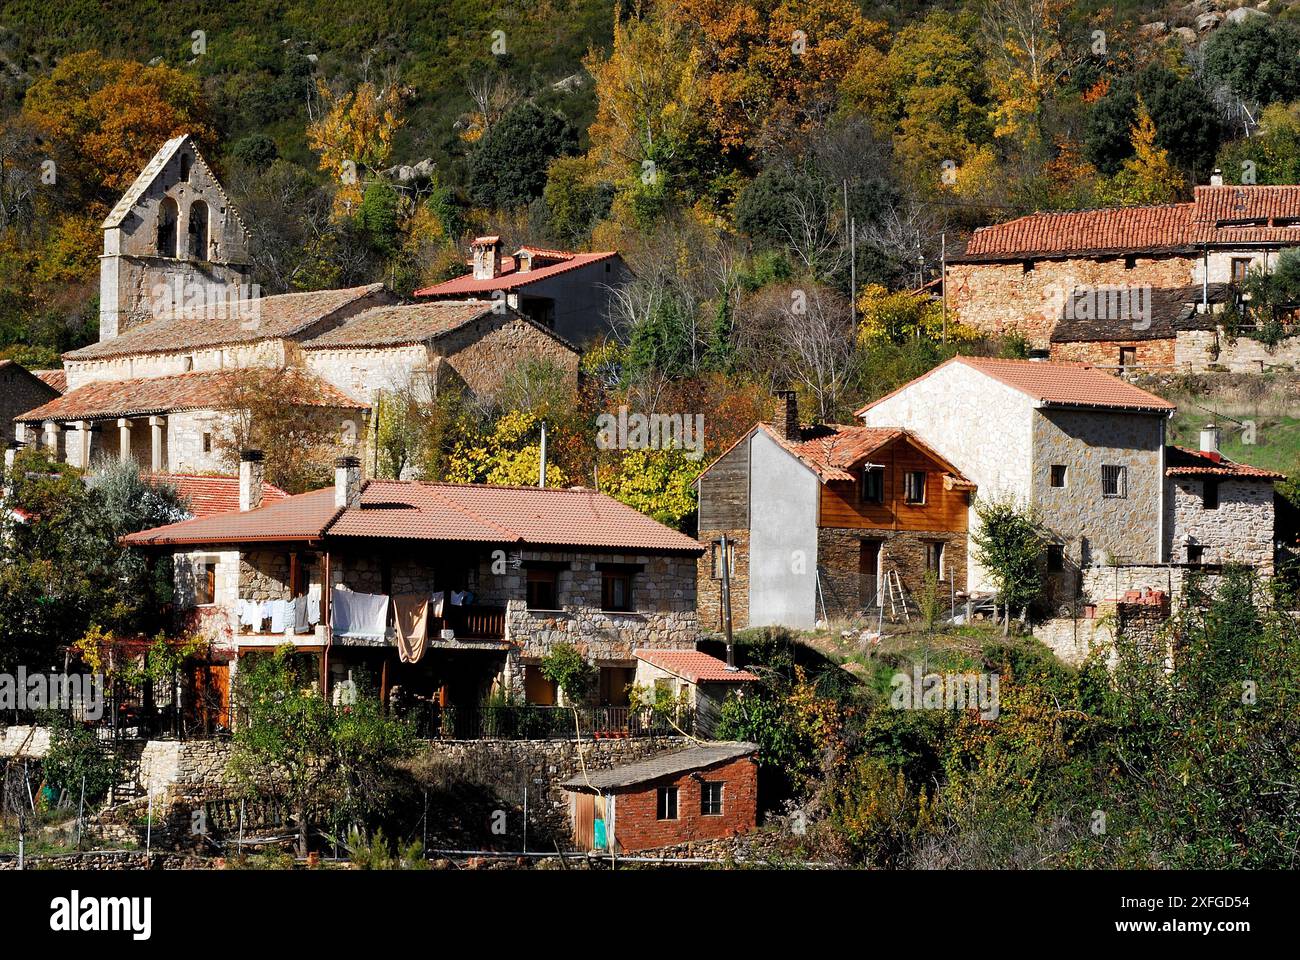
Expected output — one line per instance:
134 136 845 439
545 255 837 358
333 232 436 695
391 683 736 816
331 587 389 640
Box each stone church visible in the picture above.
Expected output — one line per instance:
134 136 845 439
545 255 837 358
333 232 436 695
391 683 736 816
13 135 580 477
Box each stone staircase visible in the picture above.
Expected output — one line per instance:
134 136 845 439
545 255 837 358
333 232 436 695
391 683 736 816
107 739 147 805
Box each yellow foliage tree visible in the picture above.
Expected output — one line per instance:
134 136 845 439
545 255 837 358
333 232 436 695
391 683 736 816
446 410 568 488
857 284 978 344
1095 100 1184 207
306 80 409 217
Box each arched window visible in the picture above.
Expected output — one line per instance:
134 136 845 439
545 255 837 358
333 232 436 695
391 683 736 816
179 153 192 182
157 197 179 257
188 200 209 260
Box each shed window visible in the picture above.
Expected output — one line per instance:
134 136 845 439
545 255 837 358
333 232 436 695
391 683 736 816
602 570 634 612
925 541 945 578
526 568 558 610
1050 464 1068 487
657 786 678 821
1119 346 1137 367
861 466 884 504
904 470 926 504
1187 544 1205 564
701 781 724 816
1046 544 1064 572
1231 258 1252 284
1101 464 1127 498
1202 479 1219 510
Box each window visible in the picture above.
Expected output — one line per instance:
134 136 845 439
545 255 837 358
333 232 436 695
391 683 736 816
1119 346 1137 367
861 466 884 504
710 539 737 580
904 470 926 504
1046 544 1064 572
526 568 558 610
1187 543 1205 565
201 431 212 454
1101 464 1127 498
157 197 178 257
925 541 944 578
1124 255 1137 270
601 570 634 612
1021 259 1035 273
179 153 192 182
188 200 210 260
656 786 678 820
194 558 216 606
701 781 724 816
1050 464 1068 488
1202 479 1219 510
1231 258 1252 284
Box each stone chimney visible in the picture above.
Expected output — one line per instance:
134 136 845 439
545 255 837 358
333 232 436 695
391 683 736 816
239 448 265 512
335 455 362 509
773 390 800 441
1210 168 1224 187
1199 422 1221 460
471 236 503 280
516 249 533 274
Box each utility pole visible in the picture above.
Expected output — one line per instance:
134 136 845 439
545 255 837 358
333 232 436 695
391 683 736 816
941 232 948 344
539 421 548 488
721 535 735 670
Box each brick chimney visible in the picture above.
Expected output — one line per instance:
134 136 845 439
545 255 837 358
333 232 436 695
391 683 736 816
239 448 265 512
335 455 362 509
1199 423 1221 461
471 236 503 280
773 390 800 441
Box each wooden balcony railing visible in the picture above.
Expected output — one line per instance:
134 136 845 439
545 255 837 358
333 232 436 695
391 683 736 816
430 604 506 641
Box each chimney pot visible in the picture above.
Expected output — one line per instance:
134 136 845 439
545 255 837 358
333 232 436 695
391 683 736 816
774 390 800 441
239 448 265 512
1210 168 1224 187
335 455 362 509
471 236 503 280
1199 422 1220 458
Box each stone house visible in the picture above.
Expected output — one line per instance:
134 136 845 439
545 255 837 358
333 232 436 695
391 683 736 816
0 361 60 444
1164 424 1282 572
415 236 632 344
299 299 579 409
696 391 975 630
561 741 758 853
857 357 1177 607
12 138 582 478
122 456 703 728
947 183 1300 370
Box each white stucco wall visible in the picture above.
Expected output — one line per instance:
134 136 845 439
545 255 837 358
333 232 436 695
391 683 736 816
747 430 820 629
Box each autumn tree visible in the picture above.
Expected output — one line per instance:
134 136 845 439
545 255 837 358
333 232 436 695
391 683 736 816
306 79 409 217
1094 100 1184 207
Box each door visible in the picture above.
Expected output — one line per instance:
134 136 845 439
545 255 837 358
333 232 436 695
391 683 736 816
186 662 230 732
859 540 881 610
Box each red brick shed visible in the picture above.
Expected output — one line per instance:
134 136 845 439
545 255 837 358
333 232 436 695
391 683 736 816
562 742 758 853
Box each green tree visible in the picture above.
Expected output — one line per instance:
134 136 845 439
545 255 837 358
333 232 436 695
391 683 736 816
1203 18 1300 108
468 102 578 210
970 496 1044 634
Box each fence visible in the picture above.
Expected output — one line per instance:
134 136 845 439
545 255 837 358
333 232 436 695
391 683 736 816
405 702 694 741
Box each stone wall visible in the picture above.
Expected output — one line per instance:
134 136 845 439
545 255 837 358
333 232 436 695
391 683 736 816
816 527 967 621
303 344 433 410
0 724 51 757
1175 328 1300 373
438 312 580 397
695 529 749 632
1166 477 1275 571
0 851 211 870
946 254 1197 349
65 340 284 391
1050 337 1175 368
1 365 59 443
138 739 237 802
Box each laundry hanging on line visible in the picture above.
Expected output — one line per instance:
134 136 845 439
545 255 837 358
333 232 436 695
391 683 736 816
393 593 430 664
331 587 390 640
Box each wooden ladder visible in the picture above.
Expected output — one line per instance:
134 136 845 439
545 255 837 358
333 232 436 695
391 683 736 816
884 569 911 623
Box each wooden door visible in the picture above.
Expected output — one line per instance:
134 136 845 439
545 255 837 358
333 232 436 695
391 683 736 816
859 540 881 610
186 663 230 732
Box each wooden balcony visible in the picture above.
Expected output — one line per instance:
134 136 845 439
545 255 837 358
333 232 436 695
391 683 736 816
431 604 506 641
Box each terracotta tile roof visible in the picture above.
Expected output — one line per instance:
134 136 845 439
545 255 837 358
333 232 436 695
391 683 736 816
123 479 705 553
856 356 1175 416
414 250 620 296
1050 284 1230 343
561 742 757 790
150 473 289 519
960 204 1195 259
31 369 67 393
123 487 340 546
65 284 392 361
958 185 1300 261
15 369 364 423
755 422 970 485
1165 446 1284 480
300 300 578 353
634 649 759 683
